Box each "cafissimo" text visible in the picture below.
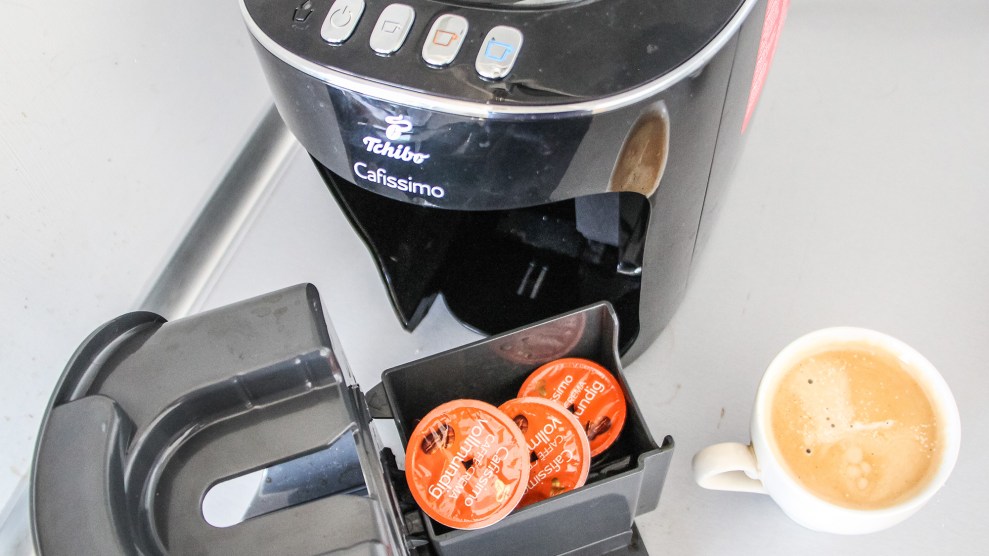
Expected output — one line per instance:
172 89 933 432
353 162 446 199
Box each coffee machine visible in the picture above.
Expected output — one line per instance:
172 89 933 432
240 0 767 361
29 2 778 553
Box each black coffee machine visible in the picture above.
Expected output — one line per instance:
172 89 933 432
29 3 779 554
241 0 767 361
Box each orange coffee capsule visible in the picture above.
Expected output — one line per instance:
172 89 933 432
518 358 627 456
498 397 591 508
405 399 529 530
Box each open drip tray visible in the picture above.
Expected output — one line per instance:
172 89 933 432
31 284 673 555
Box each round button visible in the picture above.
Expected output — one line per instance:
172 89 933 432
320 0 365 45
330 8 353 28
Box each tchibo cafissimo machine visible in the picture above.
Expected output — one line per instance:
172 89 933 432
30 1 777 554
240 0 768 361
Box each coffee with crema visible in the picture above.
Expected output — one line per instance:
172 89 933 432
770 348 940 510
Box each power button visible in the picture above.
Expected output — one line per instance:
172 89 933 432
321 0 365 44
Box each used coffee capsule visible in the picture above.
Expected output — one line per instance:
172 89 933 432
405 399 530 530
499 397 591 508
518 358 627 456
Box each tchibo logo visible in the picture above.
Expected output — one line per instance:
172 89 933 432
354 114 444 199
361 115 431 164
385 115 412 141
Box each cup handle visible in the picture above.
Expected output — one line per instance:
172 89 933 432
692 442 766 494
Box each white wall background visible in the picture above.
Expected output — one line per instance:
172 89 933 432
0 1 271 506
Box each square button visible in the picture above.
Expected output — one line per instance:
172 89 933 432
370 4 416 54
475 26 523 80
422 15 469 67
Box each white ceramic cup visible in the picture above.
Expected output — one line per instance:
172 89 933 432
692 327 961 534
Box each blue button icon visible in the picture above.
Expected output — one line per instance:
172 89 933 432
484 39 514 62
475 26 522 80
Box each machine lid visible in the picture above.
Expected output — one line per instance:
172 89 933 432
241 0 758 117
30 284 407 555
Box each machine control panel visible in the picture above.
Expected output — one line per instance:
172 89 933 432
319 3 521 79
243 0 746 104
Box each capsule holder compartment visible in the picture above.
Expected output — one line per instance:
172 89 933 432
31 284 672 556
369 301 674 555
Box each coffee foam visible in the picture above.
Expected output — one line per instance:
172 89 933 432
770 348 939 510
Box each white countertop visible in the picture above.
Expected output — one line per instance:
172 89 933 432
3 0 989 554
0 0 271 506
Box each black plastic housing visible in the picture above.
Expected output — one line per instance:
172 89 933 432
243 0 769 362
